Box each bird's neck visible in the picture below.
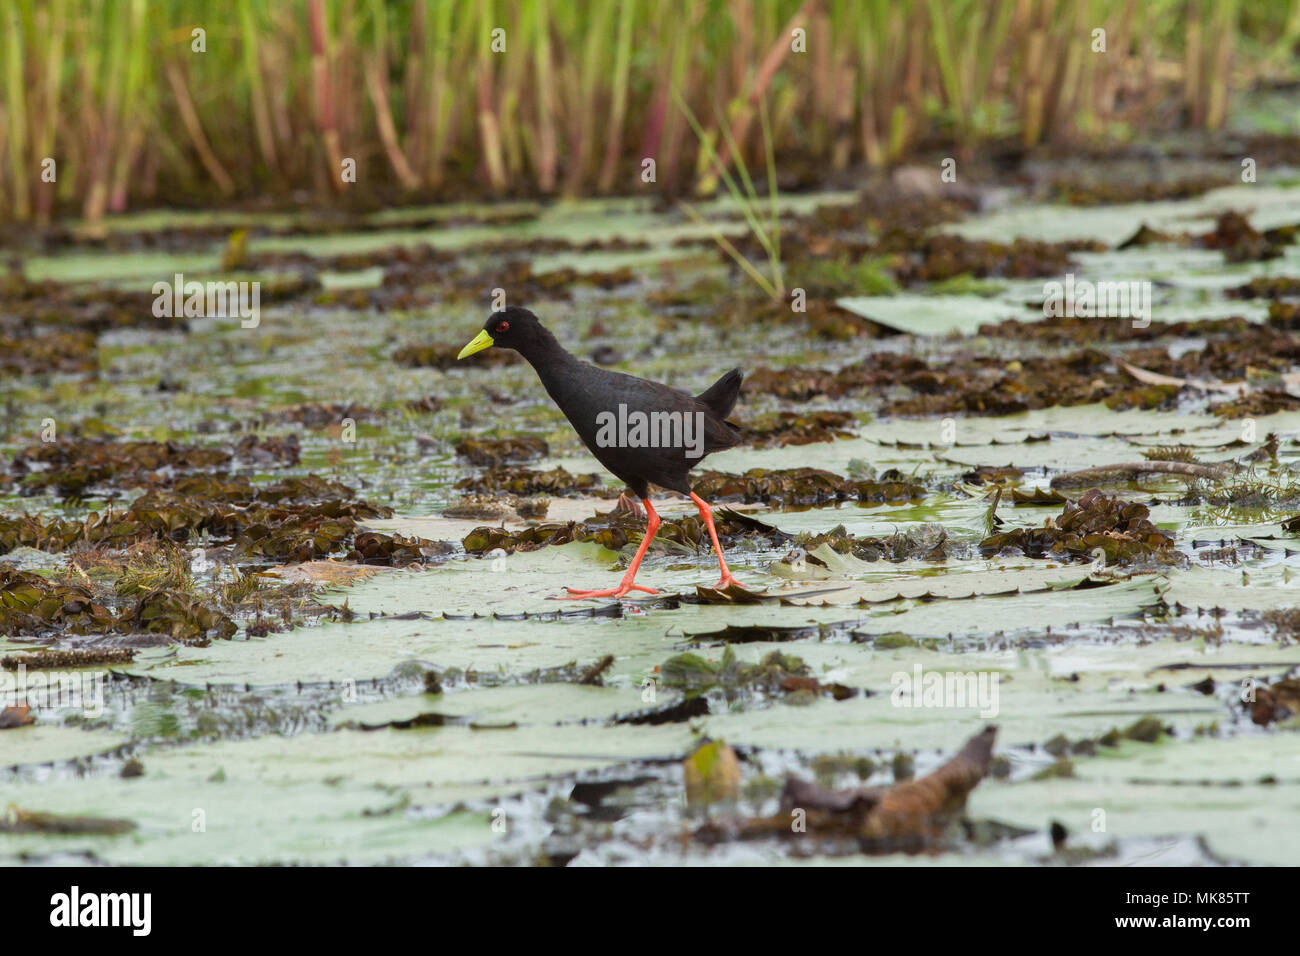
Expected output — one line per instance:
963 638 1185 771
518 327 580 387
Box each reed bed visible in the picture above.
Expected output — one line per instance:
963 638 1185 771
0 0 1296 223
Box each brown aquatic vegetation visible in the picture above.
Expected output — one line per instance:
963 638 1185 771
0 273 318 336
454 437 549 466
460 515 641 557
2 647 135 669
1264 607 1300 640
1199 211 1287 263
1140 446 1202 464
12 437 232 498
454 466 604 497
730 194 1099 293
742 411 856 448
1116 211 1296 263
697 726 998 852
660 646 856 703
1117 222 1191 249
454 460 934 560
0 565 232 643
9 435 302 498
405 395 445 414
980 488 1177 565
1004 487 1070 506
462 504 774 557
1267 302 1300 327
891 234 1100 285
232 433 301 467
442 494 527 521
0 331 98 378
1194 470 1300 511
262 561 385 586
578 654 615 686
804 192 974 236
390 254 644 314
1226 276 1300 300
746 322 1300 419
253 402 381 429
0 806 135 835
0 275 177 335
1114 716 1168 744
393 342 520 370
248 242 456 274
961 464 1025 487
800 523 952 564
977 313 1253 346
373 258 636 311
1210 390 1300 419
1052 459 1233 488
232 512 359 563
120 588 238 645
0 473 442 569
692 467 924 508
879 350 1155 416
0 566 116 635
0 705 36 729
460 496 942 567
1049 176 1231 206
1006 312 1280 350
1123 327 1300 381
459 261 636 298
349 531 453 565
698 295 888 341
1244 677 1300 726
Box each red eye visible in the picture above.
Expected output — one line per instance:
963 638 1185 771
497 321 509 333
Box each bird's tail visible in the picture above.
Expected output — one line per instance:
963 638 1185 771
695 368 743 419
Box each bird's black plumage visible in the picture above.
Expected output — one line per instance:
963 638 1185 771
470 307 742 498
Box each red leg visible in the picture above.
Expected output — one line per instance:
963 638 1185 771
559 498 661 599
689 492 740 590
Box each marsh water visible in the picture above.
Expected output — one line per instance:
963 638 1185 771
1 176 1298 865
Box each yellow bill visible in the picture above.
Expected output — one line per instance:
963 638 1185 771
457 330 494 360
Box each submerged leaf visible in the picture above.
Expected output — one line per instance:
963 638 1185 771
684 739 741 806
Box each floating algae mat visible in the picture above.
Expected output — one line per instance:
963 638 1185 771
2 183 1299 868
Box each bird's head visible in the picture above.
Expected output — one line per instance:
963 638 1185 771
457 307 546 359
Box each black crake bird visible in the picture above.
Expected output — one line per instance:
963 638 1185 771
458 307 744 599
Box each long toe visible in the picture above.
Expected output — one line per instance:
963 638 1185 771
557 587 618 600
557 583 658 600
712 573 741 590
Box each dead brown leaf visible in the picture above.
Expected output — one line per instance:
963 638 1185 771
0 704 35 729
262 561 387 586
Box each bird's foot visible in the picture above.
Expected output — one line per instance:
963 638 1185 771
711 572 742 591
557 583 659 600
